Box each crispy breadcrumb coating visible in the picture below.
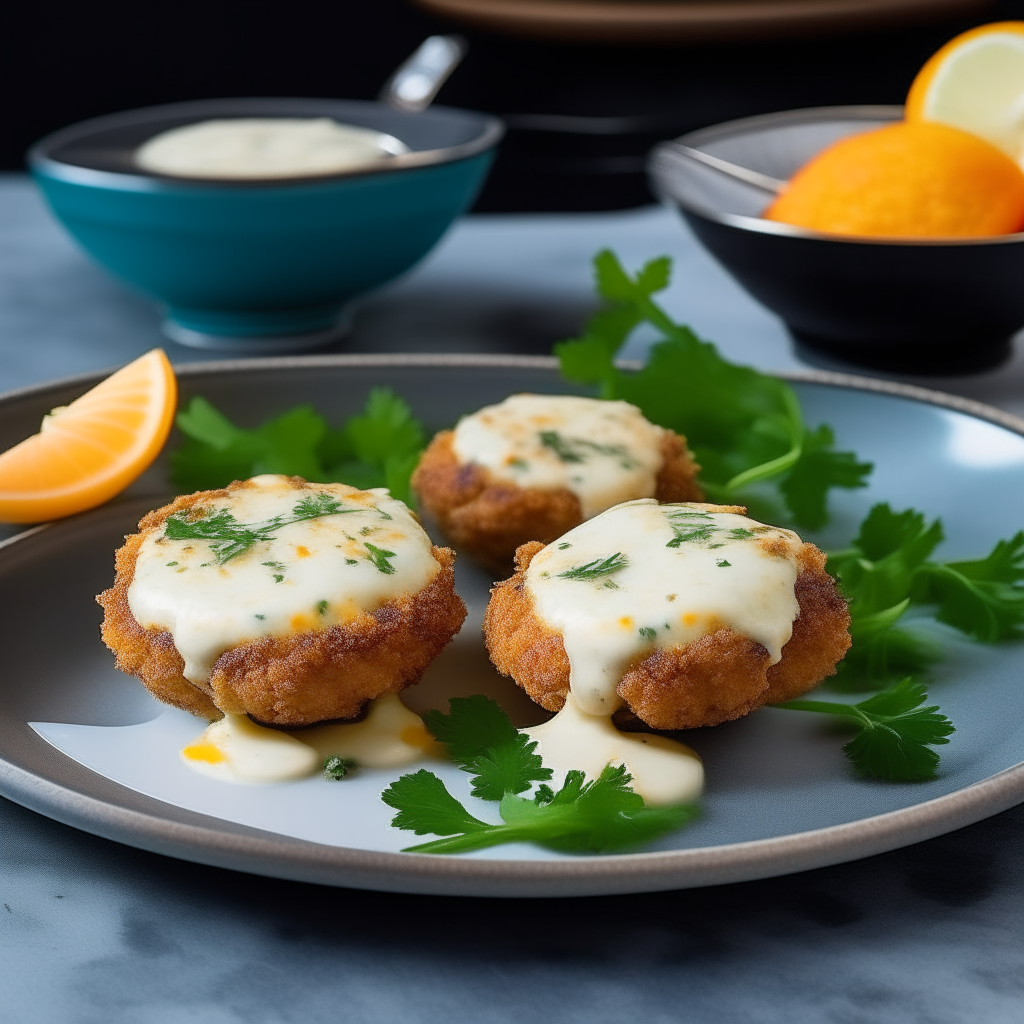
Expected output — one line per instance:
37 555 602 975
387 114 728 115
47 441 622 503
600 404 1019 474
411 429 702 572
97 483 467 726
484 536 851 731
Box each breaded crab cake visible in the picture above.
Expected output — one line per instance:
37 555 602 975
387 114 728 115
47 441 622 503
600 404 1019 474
97 475 466 726
411 394 702 572
484 500 851 731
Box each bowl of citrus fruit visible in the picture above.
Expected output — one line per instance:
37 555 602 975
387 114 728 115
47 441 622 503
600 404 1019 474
649 22 1024 374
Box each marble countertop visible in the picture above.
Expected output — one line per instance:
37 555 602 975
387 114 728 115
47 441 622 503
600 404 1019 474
3 174 1024 1023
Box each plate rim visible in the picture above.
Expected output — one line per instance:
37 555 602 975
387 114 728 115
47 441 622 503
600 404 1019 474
3 352 1024 898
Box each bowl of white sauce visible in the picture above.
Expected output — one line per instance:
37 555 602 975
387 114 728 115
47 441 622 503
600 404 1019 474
30 98 503 350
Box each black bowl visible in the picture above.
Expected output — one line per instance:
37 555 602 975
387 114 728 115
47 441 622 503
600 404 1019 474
648 105 1024 375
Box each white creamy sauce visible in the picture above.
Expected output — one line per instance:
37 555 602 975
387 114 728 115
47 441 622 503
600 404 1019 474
180 694 437 785
524 693 703 806
128 476 439 684
181 714 319 784
526 500 802 716
451 394 665 518
297 693 439 769
135 117 408 180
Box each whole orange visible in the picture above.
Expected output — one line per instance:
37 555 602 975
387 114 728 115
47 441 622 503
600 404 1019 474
763 121 1024 238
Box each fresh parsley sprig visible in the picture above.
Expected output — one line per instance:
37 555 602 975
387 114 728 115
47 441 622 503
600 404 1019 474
164 493 354 564
422 695 551 800
773 679 954 782
828 503 945 690
913 532 1024 643
381 695 698 854
555 251 873 528
829 503 1024 690
169 387 425 506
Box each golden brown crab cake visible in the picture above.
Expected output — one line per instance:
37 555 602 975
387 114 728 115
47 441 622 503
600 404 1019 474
97 475 466 726
411 394 702 573
484 500 850 732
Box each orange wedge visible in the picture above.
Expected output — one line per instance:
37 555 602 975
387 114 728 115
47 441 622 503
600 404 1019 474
0 349 177 523
906 21 1024 163
763 121 1024 237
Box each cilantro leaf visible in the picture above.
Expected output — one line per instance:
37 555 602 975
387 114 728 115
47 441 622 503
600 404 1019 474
422 695 550 800
343 387 425 465
175 396 248 450
381 770 492 836
830 504 944 615
912 532 1024 642
555 250 872 528
773 679 954 782
830 600 940 692
828 505 1024 693
389 765 698 855
170 388 425 506
250 405 329 480
387 696 697 854
500 764 698 855
780 425 875 531
825 504 948 690
852 503 945 564
326 388 426 504
556 306 642 393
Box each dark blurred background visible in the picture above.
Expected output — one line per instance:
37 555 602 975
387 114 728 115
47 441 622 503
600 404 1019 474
5 0 1024 211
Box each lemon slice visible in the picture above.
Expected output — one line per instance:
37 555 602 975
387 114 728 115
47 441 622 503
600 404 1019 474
906 21 1024 164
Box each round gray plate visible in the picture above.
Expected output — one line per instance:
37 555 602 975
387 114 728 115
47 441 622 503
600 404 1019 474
2 354 1024 898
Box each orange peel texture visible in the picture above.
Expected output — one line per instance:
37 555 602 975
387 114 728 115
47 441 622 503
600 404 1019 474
763 121 1024 239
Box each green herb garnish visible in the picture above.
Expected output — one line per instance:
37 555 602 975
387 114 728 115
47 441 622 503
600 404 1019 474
316 600 328 616
773 679 954 782
638 627 657 640
667 524 715 547
165 494 354 565
827 503 1024 691
381 696 697 854
663 509 762 549
365 542 397 574
262 560 286 579
555 251 873 528
539 431 635 466
557 552 628 581
170 387 425 506
422 694 549 800
323 755 358 781
914 532 1024 642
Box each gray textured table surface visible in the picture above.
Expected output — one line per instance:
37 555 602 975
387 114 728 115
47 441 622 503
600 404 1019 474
3 175 1024 1024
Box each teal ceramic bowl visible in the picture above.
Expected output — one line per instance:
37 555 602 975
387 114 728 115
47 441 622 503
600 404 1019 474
30 98 503 351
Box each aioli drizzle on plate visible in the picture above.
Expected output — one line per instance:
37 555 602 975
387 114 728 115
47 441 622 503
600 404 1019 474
181 694 437 785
